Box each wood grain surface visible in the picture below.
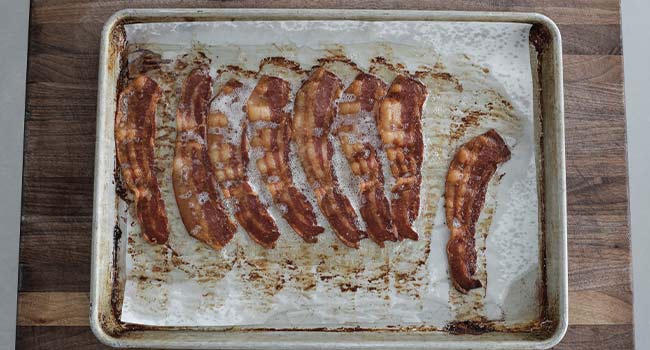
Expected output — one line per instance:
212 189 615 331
17 0 632 349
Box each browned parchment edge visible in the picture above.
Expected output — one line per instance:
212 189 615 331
102 17 555 338
529 22 551 334
103 19 129 337
108 318 554 339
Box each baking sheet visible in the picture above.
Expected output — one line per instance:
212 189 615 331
116 20 541 329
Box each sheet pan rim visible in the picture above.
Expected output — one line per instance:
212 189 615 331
90 7 567 349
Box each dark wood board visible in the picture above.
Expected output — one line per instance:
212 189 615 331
17 0 632 349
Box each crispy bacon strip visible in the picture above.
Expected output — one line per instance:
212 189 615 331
293 68 366 248
115 75 169 244
246 75 324 242
445 129 511 293
336 73 397 246
172 67 236 250
377 75 428 240
208 79 280 248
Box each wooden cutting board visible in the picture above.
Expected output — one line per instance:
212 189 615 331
16 1 632 349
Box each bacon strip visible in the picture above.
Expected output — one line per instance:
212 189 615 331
208 79 280 248
336 73 397 246
246 75 324 242
377 75 428 240
172 67 236 250
445 129 511 293
115 75 169 244
293 68 366 248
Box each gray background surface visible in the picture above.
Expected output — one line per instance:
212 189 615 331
621 0 650 347
0 1 648 349
0 0 29 349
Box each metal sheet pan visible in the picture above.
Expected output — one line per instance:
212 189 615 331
90 8 567 349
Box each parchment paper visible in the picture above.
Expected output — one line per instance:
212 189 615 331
117 20 541 329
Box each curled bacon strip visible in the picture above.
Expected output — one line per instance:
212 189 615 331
445 129 511 293
336 73 397 246
172 67 236 250
293 67 366 248
115 75 169 244
377 75 428 240
208 79 280 248
246 75 324 242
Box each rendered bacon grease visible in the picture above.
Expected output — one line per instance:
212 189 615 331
246 75 325 242
208 79 280 248
115 75 170 244
336 73 398 246
445 129 511 293
172 67 237 250
293 67 366 248
377 75 428 240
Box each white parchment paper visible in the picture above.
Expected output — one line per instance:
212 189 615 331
117 20 541 329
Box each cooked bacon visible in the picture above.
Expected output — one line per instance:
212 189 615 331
293 67 366 248
336 73 397 246
208 79 280 249
445 129 511 293
377 75 428 240
246 75 324 242
115 75 169 244
172 67 236 250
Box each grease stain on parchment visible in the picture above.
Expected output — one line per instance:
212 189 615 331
118 29 538 329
